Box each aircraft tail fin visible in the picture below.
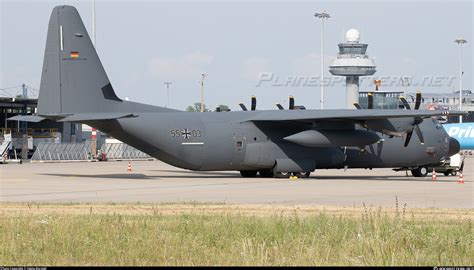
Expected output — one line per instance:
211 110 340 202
38 5 124 116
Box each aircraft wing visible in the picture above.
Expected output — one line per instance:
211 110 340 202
247 109 467 137
246 109 465 122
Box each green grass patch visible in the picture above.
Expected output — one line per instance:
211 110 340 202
0 204 472 266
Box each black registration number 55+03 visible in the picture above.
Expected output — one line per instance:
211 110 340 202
170 129 202 139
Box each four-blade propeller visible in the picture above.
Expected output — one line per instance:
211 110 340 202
240 92 426 147
239 95 257 111
276 96 295 110
399 91 424 147
240 95 305 111
353 92 374 109
353 91 426 147
367 92 374 109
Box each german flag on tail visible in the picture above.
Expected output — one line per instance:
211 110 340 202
70 51 79 58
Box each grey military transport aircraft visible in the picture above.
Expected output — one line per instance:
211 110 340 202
28 6 465 178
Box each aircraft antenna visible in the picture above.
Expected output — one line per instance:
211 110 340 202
164 82 172 108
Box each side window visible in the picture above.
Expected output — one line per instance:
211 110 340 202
236 141 243 148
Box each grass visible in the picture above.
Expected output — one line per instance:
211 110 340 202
0 202 472 266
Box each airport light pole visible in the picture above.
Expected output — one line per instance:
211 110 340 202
200 73 207 112
91 0 97 158
314 11 330 110
92 0 96 47
454 38 467 123
164 82 172 108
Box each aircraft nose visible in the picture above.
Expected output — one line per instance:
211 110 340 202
448 137 460 157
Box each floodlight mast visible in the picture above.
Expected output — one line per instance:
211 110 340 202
164 82 172 108
200 73 207 112
314 12 330 109
91 0 97 157
454 38 467 123
92 0 96 47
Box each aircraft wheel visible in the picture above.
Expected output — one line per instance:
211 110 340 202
259 170 274 178
275 172 290 178
411 166 428 177
293 172 310 178
240 170 258 178
443 171 450 176
450 171 457 176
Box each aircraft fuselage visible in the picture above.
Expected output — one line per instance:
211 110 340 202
90 110 451 172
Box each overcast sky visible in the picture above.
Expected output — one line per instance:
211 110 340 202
1 0 472 110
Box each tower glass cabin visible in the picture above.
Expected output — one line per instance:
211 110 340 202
329 29 376 109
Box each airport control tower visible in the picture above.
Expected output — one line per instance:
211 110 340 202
329 29 376 109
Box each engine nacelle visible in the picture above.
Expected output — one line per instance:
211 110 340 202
365 118 415 136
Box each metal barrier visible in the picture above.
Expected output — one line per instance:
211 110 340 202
31 141 93 161
1 140 12 163
101 143 152 160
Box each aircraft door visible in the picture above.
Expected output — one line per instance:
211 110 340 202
232 127 246 167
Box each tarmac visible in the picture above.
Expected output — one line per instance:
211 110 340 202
1 159 472 208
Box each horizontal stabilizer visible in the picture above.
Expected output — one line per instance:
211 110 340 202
57 113 137 122
7 115 46 122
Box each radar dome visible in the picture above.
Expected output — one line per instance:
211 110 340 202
345 29 360 42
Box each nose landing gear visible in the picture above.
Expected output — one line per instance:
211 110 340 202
411 166 428 177
275 171 311 179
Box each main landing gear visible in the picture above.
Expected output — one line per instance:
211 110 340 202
239 170 258 178
239 170 311 179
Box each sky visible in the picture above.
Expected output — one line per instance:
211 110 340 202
1 0 472 110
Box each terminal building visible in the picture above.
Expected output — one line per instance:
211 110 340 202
357 89 473 123
405 90 474 122
0 86 143 161
0 86 83 158
358 91 404 110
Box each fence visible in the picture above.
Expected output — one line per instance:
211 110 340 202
31 141 93 161
101 143 152 160
1 140 12 163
